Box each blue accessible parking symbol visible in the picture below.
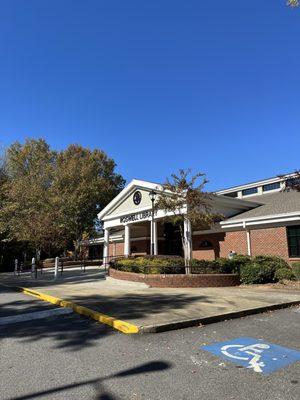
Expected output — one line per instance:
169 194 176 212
201 337 300 374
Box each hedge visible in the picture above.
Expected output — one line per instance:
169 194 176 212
292 262 300 281
239 255 293 284
110 255 185 274
274 268 296 282
110 254 296 283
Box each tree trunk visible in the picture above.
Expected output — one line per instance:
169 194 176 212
179 223 190 274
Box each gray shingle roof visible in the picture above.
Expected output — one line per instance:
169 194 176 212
225 191 300 221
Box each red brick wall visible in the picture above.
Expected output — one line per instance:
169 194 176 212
192 233 223 260
192 231 248 260
192 227 292 262
107 226 295 262
109 242 124 257
220 231 248 257
109 267 240 287
108 240 149 256
249 227 289 260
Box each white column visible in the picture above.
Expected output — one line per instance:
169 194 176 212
153 220 158 255
124 224 131 257
150 220 158 256
184 218 193 262
54 257 59 280
103 228 110 266
246 229 252 256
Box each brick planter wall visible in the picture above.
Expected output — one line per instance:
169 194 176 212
108 267 240 288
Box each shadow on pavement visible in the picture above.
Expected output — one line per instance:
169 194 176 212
0 267 107 288
73 292 212 320
6 361 172 400
0 284 206 348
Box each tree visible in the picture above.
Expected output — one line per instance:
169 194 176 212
0 139 58 258
0 139 125 260
287 0 299 7
0 146 7 208
51 144 125 257
284 170 300 191
155 169 221 269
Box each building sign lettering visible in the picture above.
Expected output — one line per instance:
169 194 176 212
120 210 157 224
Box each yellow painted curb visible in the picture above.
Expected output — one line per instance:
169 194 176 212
11 285 139 334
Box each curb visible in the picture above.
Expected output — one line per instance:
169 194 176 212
0 284 139 335
2 283 299 335
139 300 300 333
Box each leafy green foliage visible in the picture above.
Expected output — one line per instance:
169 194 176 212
111 255 185 274
154 169 222 265
274 268 295 282
190 258 237 274
287 0 299 8
51 144 125 255
155 169 220 228
0 139 59 255
0 139 125 258
291 262 300 280
240 255 291 284
240 263 273 284
112 254 293 282
252 255 289 271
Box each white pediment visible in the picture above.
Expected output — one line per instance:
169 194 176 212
98 179 162 221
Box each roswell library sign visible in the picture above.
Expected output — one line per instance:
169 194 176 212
120 210 157 224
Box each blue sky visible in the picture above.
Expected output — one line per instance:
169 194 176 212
0 1 299 191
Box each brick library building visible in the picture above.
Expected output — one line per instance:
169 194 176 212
90 173 300 264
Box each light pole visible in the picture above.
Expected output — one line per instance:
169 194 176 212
149 190 157 256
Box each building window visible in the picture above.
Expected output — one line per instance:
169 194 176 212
199 240 213 249
287 226 300 257
242 187 258 196
224 191 238 198
263 182 280 192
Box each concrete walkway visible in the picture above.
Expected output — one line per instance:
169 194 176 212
1 267 300 333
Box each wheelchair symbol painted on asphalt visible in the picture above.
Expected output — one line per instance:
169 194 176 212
201 337 300 374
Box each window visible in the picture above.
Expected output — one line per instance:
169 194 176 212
263 182 280 192
199 240 213 249
242 187 258 196
224 192 238 198
287 226 300 257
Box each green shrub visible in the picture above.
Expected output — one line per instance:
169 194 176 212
239 255 291 284
274 268 295 282
240 262 274 284
216 255 251 273
191 255 251 274
190 259 220 274
228 255 251 271
292 262 300 281
111 255 185 274
190 258 239 274
252 255 289 272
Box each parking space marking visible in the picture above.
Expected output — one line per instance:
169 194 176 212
201 337 300 374
0 307 73 326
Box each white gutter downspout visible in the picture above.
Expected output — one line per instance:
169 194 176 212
243 221 252 256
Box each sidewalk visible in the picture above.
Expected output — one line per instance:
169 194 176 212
1 267 300 333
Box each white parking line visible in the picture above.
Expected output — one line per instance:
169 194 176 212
0 307 73 326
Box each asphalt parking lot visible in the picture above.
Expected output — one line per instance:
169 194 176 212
0 285 299 400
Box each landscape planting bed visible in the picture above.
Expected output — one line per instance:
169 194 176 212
108 267 240 288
